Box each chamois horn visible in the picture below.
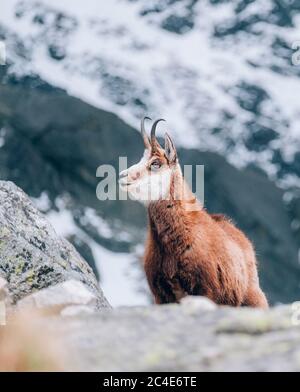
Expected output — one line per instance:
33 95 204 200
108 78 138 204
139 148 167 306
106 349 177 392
151 118 165 149
141 116 152 149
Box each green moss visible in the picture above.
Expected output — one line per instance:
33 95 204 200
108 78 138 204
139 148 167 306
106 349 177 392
145 351 163 367
26 270 35 284
58 259 68 269
15 260 25 275
216 312 291 335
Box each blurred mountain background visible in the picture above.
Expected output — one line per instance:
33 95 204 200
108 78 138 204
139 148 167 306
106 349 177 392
0 0 300 306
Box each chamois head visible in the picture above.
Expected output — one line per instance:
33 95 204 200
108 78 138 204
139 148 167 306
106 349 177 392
119 117 180 203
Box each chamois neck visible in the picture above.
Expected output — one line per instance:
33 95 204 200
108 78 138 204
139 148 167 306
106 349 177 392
147 199 189 257
147 171 201 256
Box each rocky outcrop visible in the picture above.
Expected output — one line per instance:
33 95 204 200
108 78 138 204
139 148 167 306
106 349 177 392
0 181 109 308
18 279 98 315
0 276 7 301
19 296 300 372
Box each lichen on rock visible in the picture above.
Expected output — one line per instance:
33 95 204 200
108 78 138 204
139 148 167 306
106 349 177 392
0 181 109 309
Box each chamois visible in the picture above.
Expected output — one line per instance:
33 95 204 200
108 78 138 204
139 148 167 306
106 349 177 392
119 117 268 308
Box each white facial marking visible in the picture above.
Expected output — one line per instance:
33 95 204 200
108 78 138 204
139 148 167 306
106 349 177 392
119 149 173 204
131 168 172 204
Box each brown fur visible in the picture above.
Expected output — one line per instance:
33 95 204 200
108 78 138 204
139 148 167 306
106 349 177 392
143 151 268 308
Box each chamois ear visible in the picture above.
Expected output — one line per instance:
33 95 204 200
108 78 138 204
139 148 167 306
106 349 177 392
164 132 177 163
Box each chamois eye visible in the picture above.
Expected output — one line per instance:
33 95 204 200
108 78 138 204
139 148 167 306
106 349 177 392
150 161 161 171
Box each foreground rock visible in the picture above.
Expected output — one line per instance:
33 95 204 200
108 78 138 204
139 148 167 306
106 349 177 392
18 280 98 315
0 181 109 308
0 277 8 301
23 297 300 372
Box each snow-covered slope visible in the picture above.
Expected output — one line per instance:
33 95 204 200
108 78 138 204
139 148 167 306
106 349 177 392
1 0 300 184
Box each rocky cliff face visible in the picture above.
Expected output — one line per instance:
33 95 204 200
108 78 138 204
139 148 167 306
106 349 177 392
1 0 300 182
0 180 109 308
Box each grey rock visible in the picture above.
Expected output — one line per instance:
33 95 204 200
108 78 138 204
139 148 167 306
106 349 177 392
61 304 96 317
34 299 300 372
67 234 100 281
0 181 110 308
18 280 98 314
180 295 217 312
0 276 8 301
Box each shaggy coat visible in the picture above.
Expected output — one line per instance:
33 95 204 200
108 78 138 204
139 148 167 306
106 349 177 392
144 168 268 308
120 117 268 308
